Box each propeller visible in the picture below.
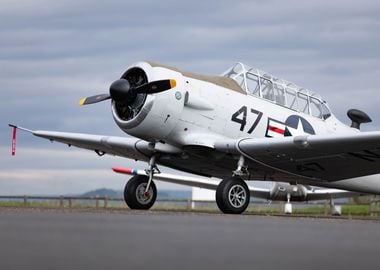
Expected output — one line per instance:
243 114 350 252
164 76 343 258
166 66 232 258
79 94 111 106
79 79 176 106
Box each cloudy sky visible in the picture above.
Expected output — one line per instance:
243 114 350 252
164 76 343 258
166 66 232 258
1 0 380 195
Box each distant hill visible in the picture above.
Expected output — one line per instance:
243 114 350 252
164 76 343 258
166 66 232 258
81 188 122 198
80 188 191 199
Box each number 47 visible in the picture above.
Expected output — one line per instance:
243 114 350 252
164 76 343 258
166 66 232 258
231 106 263 134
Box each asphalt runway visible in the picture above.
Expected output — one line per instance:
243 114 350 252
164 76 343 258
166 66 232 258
0 208 379 270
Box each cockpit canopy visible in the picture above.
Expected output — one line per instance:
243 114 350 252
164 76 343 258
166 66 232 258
222 63 331 120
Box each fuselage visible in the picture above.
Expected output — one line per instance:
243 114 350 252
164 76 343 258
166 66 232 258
111 61 380 194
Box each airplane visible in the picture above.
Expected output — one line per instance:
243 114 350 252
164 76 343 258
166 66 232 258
9 61 380 214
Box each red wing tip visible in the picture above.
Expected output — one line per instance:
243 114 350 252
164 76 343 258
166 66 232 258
112 167 137 175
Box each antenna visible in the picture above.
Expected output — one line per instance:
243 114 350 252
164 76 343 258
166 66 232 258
347 109 372 130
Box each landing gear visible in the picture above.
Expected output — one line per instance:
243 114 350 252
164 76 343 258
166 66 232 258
124 175 157 210
216 177 250 214
216 155 250 214
330 199 342 216
284 193 293 214
124 155 160 210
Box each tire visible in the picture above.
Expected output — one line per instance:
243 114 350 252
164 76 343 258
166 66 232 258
124 175 157 210
215 177 250 214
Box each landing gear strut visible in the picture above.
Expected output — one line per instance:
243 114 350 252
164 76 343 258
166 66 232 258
284 193 293 214
124 155 159 210
330 199 342 216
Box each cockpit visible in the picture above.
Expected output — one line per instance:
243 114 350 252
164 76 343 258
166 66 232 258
222 63 331 120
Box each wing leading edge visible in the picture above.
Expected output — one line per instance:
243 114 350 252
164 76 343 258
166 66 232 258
10 125 151 161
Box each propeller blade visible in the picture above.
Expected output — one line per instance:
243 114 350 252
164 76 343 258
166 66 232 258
79 79 176 107
133 79 176 95
79 94 111 105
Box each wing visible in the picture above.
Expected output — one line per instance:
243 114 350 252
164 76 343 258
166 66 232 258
305 188 359 201
112 167 361 201
11 124 362 201
11 125 151 161
215 131 380 182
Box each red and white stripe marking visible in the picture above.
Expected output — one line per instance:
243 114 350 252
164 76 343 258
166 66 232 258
11 127 17 156
112 167 138 175
267 120 286 138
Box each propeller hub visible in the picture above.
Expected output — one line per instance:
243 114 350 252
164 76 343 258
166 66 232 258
109 79 134 104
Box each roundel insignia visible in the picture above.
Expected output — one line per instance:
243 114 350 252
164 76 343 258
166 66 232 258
175 91 182 100
284 115 315 136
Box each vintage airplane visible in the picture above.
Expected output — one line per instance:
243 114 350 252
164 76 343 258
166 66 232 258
9 61 380 214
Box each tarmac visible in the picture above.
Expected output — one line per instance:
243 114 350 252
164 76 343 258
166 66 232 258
0 207 379 270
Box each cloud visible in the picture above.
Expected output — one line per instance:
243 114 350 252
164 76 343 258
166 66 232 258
1 0 380 194
0 147 191 194
0 169 121 195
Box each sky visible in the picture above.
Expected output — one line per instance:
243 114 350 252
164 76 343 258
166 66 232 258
1 0 380 195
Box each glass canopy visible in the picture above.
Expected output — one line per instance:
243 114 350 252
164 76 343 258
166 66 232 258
222 63 331 120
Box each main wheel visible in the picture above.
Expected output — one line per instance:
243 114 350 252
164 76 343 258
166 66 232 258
216 177 250 214
124 175 157 210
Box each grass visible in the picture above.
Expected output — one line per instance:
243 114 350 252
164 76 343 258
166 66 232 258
0 201 378 217
0 201 108 209
342 205 370 216
0 201 57 208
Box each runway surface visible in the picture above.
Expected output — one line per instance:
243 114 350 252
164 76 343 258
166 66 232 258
0 208 379 270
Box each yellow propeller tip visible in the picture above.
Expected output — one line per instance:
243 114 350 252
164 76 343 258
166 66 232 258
79 98 86 106
169 79 176 89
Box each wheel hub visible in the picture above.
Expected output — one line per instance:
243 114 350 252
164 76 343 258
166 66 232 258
228 184 247 208
136 183 153 205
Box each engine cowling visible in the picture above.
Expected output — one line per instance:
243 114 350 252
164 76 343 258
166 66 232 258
112 62 185 142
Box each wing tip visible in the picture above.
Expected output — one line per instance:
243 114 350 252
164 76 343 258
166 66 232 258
112 167 136 175
8 124 33 133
